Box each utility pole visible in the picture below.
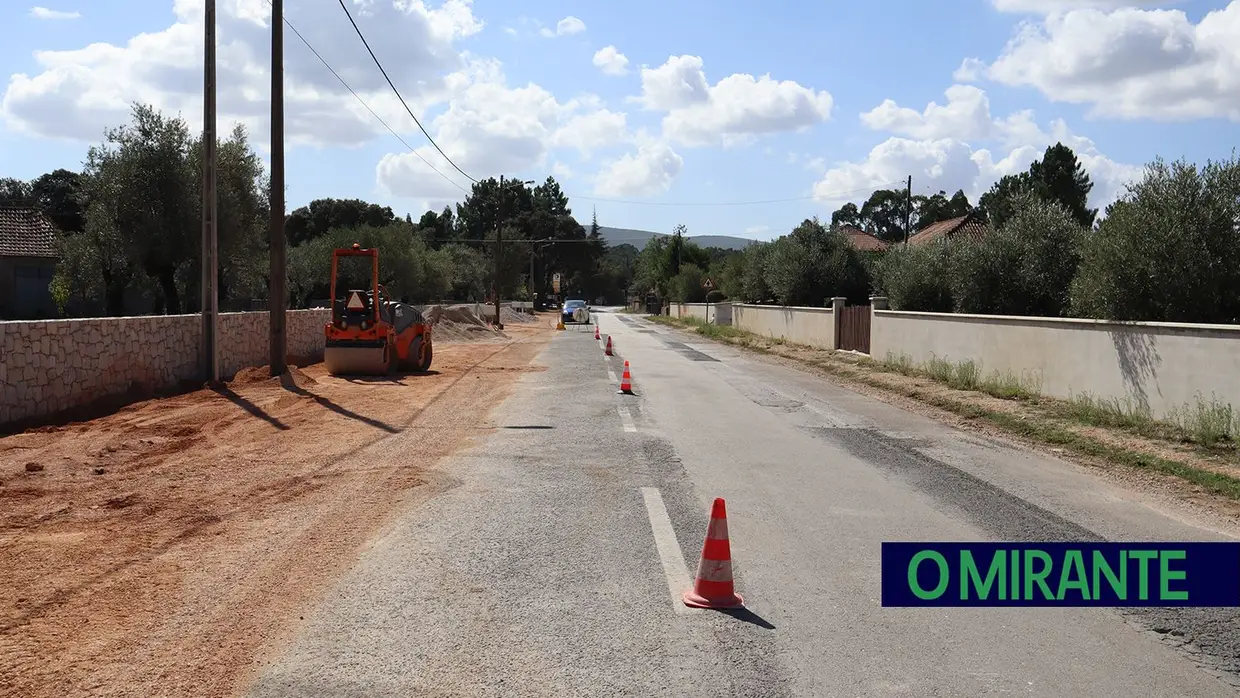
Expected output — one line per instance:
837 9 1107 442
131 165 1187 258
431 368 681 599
494 175 504 329
904 175 913 245
201 0 219 384
269 0 287 376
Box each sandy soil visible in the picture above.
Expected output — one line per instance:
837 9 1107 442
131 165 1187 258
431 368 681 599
0 316 556 698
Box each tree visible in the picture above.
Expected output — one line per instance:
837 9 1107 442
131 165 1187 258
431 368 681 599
950 193 1085 317
913 189 971 230
764 218 868 306
739 242 772 302
859 189 912 242
0 178 33 206
30 169 86 233
979 143 1096 229
285 198 396 247
1032 143 1096 229
669 263 707 302
1070 156 1240 323
831 202 862 229
874 242 954 313
79 103 197 313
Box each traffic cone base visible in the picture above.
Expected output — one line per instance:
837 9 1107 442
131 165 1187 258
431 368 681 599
618 360 634 395
684 498 744 609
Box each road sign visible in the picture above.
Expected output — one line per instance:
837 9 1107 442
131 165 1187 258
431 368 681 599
346 291 365 310
553 273 561 293
702 278 714 289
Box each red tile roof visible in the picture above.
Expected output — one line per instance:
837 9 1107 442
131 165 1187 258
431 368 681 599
907 213 992 247
839 225 889 251
0 206 58 258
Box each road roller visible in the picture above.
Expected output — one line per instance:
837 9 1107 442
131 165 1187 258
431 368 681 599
324 243 434 376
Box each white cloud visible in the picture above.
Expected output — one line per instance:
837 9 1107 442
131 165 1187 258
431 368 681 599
551 161 573 179
953 58 987 82
814 86 1140 212
990 0 1169 13
636 55 833 147
376 60 629 203
592 46 629 76
2 0 484 146
861 84 994 142
745 225 770 235
548 109 630 156
978 2 1240 121
29 6 81 20
540 16 585 38
593 134 683 197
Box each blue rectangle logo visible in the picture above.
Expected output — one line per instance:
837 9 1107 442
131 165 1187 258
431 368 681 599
881 542 1240 607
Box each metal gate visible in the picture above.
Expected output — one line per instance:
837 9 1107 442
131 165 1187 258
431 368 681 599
838 304 871 353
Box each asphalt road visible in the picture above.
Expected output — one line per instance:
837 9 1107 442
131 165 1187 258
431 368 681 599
249 310 1240 697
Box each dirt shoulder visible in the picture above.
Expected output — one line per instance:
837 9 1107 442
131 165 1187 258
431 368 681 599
648 315 1240 523
0 318 556 698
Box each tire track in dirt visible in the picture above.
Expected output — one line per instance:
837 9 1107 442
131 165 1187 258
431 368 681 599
0 325 555 698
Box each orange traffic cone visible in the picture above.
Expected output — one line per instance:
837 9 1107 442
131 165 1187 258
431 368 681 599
594 325 601 341
684 498 744 609
618 361 634 395
604 335 614 356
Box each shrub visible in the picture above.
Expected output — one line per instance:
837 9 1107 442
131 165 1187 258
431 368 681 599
1070 156 1240 323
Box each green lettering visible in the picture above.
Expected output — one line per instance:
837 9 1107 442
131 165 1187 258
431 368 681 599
1159 550 1188 601
1129 550 1157 600
909 551 949 600
1011 547 1020 599
961 550 1006 600
1023 550 1055 600
1092 550 1127 600
1057 550 1090 601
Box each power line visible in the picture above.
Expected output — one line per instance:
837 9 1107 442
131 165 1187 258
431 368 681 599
335 0 478 185
272 1 470 195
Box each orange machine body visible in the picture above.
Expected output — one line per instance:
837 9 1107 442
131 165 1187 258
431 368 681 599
323 243 434 375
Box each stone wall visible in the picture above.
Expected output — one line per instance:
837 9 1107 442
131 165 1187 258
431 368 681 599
1 309 330 427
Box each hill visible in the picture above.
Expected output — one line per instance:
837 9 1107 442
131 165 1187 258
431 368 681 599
597 226 756 251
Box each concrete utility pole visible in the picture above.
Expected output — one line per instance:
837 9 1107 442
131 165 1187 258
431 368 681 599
493 177 535 329
269 0 287 377
201 0 219 383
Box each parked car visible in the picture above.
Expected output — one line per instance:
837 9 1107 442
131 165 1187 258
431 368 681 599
562 299 591 325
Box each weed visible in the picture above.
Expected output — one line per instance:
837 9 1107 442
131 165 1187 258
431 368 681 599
1168 394 1237 447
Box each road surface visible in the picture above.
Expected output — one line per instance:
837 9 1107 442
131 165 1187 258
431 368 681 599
249 310 1240 697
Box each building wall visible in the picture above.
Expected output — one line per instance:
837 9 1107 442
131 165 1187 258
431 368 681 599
0 309 331 426
731 304 834 348
0 256 57 320
871 310 1240 420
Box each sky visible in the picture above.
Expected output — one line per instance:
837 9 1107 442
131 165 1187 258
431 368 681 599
1 0 1238 245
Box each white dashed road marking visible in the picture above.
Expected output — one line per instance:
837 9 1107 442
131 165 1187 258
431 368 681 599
617 406 637 433
640 487 698 615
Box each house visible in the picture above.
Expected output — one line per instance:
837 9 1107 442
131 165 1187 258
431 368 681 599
0 206 59 319
907 211 993 247
838 225 889 252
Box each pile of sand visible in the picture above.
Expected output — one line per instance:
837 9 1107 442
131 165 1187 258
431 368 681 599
421 304 509 344
229 365 319 390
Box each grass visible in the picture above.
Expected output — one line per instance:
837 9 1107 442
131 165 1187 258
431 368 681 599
647 314 1240 500
883 352 1040 401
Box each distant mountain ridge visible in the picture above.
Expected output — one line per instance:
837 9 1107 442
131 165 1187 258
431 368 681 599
597 226 756 251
